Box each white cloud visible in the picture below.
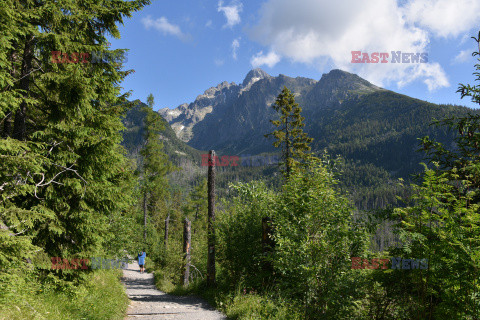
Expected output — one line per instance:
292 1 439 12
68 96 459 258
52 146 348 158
142 16 187 40
402 0 480 38
453 50 472 64
250 50 281 68
232 38 240 60
248 0 467 91
206 20 213 28
459 35 469 46
214 59 225 66
217 1 243 28
397 62 449 91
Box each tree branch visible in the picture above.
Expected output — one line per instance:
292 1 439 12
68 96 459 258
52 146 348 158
32 162 87 199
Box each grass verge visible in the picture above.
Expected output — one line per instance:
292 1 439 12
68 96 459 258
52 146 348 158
0 269 129 320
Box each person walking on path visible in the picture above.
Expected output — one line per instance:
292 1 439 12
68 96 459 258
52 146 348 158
137 250 146 274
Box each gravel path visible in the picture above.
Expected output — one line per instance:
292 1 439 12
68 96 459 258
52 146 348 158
122 260 227 320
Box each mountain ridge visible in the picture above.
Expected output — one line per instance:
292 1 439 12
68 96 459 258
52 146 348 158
158 68 384 145
155 68 475 181
122 69 477 209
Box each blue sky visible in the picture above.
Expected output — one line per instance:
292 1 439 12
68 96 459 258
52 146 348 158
110 0 480 111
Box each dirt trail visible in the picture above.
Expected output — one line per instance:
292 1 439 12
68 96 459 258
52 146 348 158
122 260 227 320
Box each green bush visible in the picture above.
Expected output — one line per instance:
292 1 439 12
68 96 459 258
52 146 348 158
217 181 276 290
272 160 369 318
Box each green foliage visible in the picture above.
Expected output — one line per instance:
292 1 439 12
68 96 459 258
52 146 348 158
182 178 208 278
0 269 129 320
272 158 369 318
138 93 176 243
379 33 480 320
389 163 480 319
309 91 472 179
0 0 149 262
217 181 276 289
141 34 480 318
212 157 371 319
1 0 149 317
265 86 316 178
223 290 303 320
457 31 480 106
140 94 176 192
183 178 208 222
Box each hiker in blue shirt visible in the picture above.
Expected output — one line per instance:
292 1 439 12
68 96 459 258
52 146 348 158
138 250 146 274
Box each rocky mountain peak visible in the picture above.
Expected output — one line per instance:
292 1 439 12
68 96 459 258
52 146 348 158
198 81 236 100
160 68 387 145
242 68 271 88
319 69 381 91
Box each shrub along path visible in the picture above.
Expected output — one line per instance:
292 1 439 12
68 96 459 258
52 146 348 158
122 260 226 320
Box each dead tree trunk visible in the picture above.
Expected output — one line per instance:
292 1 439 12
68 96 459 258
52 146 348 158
181 217 191 286
206 150 216 287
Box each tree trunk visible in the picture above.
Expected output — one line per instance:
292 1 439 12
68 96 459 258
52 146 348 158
262 216 274 283
13 35 34 141
207 150 216 287
2 111 12 138
181 217 191 286
143 191 147 241
3 41 19 138
285 115 290 179
194 205 199 234
164 214 170 248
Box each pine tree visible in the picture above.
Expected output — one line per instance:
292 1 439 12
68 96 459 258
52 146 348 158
265 86 315 178
139 94 176 242
0 0 150 280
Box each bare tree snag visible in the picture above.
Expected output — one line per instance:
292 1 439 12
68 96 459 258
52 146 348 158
207 150 216 287
181 217 191 286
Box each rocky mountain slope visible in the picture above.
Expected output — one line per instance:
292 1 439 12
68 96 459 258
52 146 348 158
127 69 477 209
158 68 473 178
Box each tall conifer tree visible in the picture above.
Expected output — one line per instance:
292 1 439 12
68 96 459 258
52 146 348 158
0 0 150 278
139 94 176 242
265 86 315 178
